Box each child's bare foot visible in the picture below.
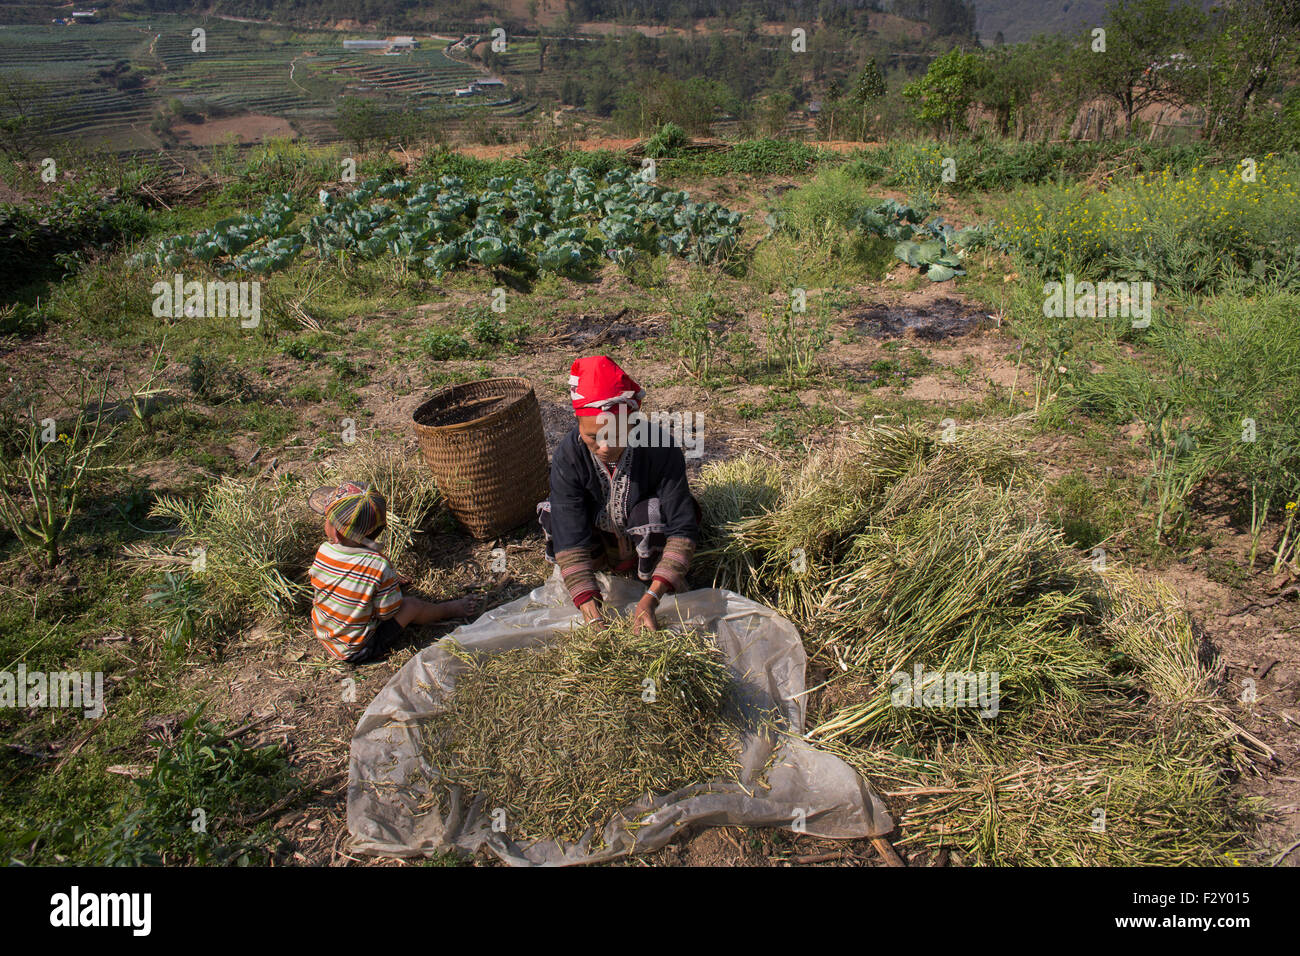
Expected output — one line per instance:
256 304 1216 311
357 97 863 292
440 595 479 619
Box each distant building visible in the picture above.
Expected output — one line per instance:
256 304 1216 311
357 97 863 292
471 78 505 92
453 87 475 97
807 100 822 114
71 10 98 20
344 36 419 53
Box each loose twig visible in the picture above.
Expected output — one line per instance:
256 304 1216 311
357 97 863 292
871 834 907 867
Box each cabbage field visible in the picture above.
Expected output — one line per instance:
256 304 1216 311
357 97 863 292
131 166 744 277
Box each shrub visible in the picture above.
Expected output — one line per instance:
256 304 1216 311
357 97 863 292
693 139 820 176
314 438 443 565
86 708 292 865
188 353 256 404
644 122 689 158
147 476 317 629
1070 292 1300 550
421 328 473 360
0 186 150 302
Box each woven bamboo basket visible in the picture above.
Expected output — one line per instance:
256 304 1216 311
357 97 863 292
412 378 550 540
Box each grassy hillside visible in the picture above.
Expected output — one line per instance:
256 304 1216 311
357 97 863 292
0 136 1297 866
0 17 525 154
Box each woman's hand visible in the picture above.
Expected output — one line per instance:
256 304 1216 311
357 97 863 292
579 598 605 627
633 594 658 633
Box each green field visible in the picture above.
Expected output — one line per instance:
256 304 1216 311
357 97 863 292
0 17 519 153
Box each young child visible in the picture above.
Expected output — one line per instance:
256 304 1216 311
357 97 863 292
307 481 477 664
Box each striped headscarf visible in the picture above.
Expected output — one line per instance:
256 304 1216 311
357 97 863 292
309 481 387 543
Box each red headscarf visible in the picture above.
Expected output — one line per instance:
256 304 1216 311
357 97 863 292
568 356 645 417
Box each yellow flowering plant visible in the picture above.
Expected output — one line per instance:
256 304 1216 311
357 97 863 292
996 158 1300 293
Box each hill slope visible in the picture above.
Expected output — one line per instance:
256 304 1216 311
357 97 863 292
973 0 1113 43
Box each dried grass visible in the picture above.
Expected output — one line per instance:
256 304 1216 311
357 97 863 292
693 418 1265 865
148 475 317 621
314 438 443 564
420 617 746 846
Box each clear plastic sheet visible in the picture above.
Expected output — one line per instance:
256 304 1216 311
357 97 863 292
347 572 892 866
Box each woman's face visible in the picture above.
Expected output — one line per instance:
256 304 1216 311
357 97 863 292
578 412 625 466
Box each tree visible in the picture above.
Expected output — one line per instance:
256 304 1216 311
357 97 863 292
903 48 982 138
759 91 794 137
336 98 386 151
974 41 1061 138
1190 0 1300 143
928 0 977 37
585 73 620 116
0 72 66 161
336 97 442 151
848 59 887 139
611 74 728 136
853 59 887 102
1073 0 1207 134
560 76 583 106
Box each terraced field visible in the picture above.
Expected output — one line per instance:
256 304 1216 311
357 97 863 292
0 16 524 153
0 21 158 149
319 48 485 98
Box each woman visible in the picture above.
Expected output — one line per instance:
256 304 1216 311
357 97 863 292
537 355 700 632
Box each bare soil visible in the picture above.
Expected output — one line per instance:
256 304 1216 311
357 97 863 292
174 114 297 147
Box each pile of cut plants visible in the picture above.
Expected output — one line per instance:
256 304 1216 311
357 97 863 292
694 419 1270 865
419 618 751 847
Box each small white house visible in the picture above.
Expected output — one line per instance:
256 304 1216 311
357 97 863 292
344 40 389 51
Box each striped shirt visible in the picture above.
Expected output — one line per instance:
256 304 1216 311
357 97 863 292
310 542 403 660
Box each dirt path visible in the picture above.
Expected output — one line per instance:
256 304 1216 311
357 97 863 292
289 55 308 94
